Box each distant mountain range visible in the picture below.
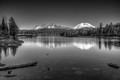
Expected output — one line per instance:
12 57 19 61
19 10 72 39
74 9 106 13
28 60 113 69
33 23 96 30
33 23 72 30
19 22 120 37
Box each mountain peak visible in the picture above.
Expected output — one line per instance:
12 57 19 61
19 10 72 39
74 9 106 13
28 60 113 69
33 23 72 30
74 23 95 29
33 23 55 30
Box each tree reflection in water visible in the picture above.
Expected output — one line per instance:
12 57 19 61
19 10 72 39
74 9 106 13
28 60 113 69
0 45 20 60
98 38 120 50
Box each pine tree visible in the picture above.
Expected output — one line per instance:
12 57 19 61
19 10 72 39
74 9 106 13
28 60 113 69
99 23 103 35
9 17 19 40
1 17 9 38
104 24 109 35
108 22 113 35
0 24 2 35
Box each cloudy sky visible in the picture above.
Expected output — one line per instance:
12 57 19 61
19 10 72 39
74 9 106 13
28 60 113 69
0 0 120 29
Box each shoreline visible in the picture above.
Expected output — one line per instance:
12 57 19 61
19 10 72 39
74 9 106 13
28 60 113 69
0 38 24 47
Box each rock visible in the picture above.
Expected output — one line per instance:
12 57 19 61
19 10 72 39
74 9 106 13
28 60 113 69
107 63 120 69
8 70 12 74
47 68 50 71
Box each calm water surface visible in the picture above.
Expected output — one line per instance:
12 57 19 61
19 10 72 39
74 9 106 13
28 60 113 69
0 36 120 80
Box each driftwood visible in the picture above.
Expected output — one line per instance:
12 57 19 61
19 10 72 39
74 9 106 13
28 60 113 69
4 75 17 77
0 62 38 71
107 63 120 69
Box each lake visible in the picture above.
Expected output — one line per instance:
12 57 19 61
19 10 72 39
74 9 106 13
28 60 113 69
0 36 120 80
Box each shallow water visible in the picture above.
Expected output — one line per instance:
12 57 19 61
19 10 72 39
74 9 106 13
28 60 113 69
0 36 120 80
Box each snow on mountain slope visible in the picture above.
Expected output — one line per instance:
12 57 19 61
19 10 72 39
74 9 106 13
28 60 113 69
33 23 95 30
33 23 72 30
33 24 47 30
74 23 95 29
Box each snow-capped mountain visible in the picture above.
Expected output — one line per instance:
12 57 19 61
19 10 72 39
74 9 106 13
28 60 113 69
74 23 95 29
33 23 95 30
33 23 55 30
33 23 72 30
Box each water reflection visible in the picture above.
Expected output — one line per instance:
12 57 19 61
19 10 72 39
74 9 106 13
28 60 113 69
103 39 120 50
0 46 20 67
0 46 20 59
21 36 120 50
1 37 120 80
73 42 96 50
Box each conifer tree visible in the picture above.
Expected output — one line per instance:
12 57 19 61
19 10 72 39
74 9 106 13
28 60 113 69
9 17 19 39
99 23 103 35
1 17 9 38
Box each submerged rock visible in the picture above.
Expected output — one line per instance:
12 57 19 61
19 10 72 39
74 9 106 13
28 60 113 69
8 70 12 74
75 71 83 75
47 68 50 71
107 63 120 69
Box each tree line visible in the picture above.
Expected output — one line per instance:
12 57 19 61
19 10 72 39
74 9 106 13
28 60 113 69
0 16 19 40
60 22 120 37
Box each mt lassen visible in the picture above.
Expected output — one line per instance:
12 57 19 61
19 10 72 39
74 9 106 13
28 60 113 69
73 23 95 29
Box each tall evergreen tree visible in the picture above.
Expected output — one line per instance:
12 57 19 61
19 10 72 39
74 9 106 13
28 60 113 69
9 17 19 39
99 23 103 35
1 17 9 38
103 24 109 35
0 24 1 35
108 22 113 35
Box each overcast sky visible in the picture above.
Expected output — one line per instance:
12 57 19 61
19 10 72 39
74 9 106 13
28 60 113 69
0 0 120 29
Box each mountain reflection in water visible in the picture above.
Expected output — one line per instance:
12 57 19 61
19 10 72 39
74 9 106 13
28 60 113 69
21 36 120 50
1 36 118 58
